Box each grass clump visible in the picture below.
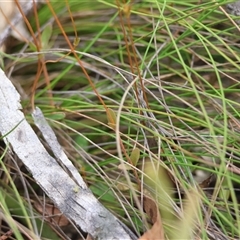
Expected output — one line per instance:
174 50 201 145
1 0 240 239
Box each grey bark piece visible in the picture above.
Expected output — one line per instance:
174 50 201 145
0 1 32 46
0 68 137 240
226 1 240 23
227 1 240 15
33 107 87 189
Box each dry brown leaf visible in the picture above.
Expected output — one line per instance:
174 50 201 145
86 234 94 240
138 196 164 240
0 230 13 240
198 173 214 189
34 201 69 227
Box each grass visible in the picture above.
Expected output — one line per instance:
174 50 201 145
1 0 240 239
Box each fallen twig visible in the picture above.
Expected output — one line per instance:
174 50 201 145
0 68 137 240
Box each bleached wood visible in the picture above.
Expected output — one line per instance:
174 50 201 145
0 1 32 46
0 69 137 240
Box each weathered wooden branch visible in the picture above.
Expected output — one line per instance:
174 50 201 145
0 69 137 240
0 1 33 46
